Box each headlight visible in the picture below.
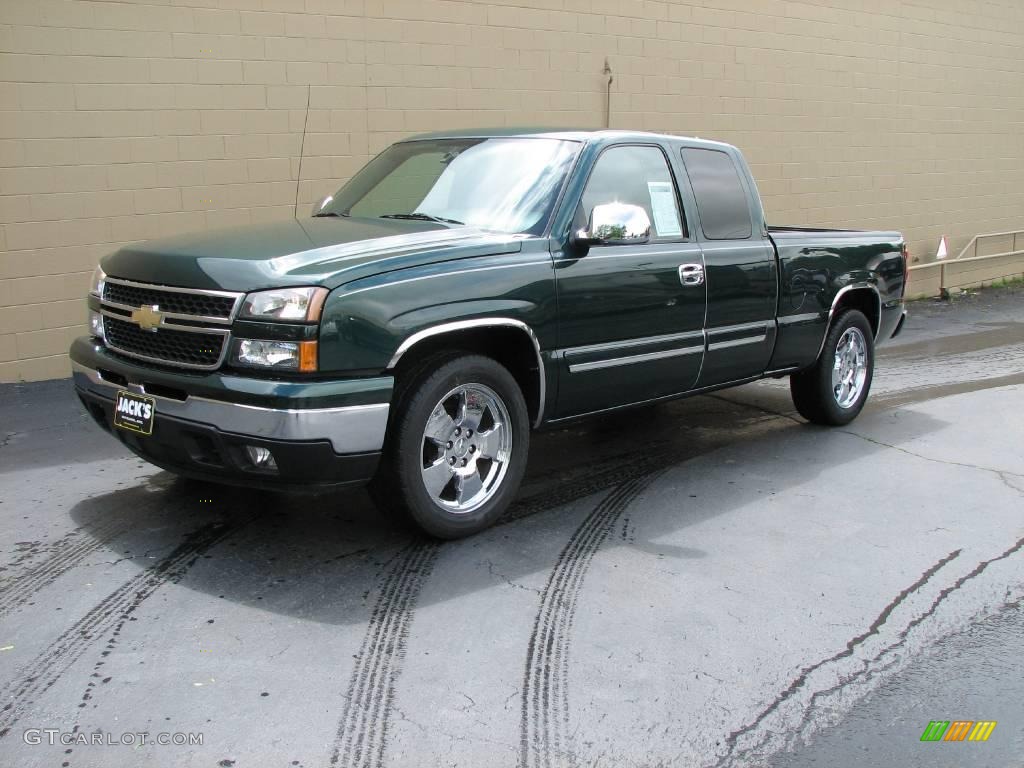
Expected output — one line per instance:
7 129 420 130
233 339 318 372
239 287 327 322
89 266 106 298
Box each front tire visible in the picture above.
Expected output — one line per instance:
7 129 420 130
374 354 530 539
790 309 874 426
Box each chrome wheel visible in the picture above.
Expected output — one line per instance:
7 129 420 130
832 327 868 408
420 383 512 514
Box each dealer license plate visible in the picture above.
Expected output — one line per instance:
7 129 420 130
113 390 155 436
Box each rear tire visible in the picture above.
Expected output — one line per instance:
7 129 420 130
790 309 874 426
372 354 530 539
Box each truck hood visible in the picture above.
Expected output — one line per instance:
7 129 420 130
101 217 527 292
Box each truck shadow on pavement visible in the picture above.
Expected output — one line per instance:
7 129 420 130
64 387 950 627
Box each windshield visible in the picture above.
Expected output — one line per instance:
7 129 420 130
323 137 579 235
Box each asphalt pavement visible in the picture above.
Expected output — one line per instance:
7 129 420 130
0 285 1021 768
771 599 1023 768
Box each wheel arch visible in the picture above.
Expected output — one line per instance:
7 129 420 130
388 319 546 428
813 284 881 363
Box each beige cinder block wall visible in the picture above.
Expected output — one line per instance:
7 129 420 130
2 0 1023 381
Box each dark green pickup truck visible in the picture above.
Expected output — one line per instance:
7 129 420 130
72 129 907 537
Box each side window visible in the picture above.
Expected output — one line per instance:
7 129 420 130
580 145 686 241
680 148 753 240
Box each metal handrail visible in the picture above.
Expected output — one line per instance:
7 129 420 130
907 228 1024 297
956 229 1024 261
909 229 1024 271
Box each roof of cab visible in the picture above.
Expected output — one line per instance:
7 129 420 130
401 127 734 150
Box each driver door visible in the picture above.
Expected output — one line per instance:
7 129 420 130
553 143 707 418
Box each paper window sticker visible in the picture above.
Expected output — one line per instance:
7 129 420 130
647 181 682 237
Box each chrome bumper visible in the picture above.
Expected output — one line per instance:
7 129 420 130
72 362 390 454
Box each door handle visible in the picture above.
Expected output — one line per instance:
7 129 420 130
679 263 704 286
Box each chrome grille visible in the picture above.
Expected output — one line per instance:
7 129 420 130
99 277 242 370
104 282 236 319
104 318 225 368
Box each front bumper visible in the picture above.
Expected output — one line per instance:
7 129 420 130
71 338 392 490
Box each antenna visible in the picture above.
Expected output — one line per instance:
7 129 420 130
293 84 311 219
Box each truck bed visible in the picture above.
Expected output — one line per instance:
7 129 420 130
768 225 903 239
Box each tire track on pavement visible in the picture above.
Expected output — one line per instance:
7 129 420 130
330 542 439 768
513 410 786 768
519 474 660 768
0 517 250 739
503 406 779 528
330 409 784 767
0 519 133 618
325 458 679 768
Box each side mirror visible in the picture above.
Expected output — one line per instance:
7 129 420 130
311 195 334 217
573 202 651 247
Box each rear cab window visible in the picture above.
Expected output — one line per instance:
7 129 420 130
680 148 753 240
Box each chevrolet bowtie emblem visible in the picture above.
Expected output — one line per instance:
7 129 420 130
131 304 163 332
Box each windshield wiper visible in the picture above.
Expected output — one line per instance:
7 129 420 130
379 213 464 225
312 211 348 218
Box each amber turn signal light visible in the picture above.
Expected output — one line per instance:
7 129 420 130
298 340 318 372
